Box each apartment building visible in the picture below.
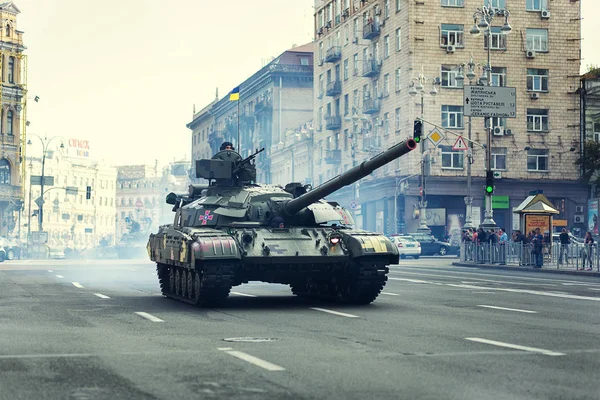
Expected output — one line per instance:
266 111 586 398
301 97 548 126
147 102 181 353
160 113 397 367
313 0 587 237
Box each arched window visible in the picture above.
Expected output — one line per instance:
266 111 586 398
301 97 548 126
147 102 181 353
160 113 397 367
128 198 133 206
6 24 10 37
7 56 14 84
6 110 12 135
0 159 10 185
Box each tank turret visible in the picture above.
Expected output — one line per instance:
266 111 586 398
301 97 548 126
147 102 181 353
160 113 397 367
195 148 264 187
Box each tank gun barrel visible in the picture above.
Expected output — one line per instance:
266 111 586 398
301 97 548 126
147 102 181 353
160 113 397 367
284 139 417 216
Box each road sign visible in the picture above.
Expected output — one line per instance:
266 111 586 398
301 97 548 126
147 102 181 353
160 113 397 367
452 135 469 151
65 186 78 195
135 200 144 208
463 85 517 118
493 171 502 179
427 128 445 146
34 197 45 207
349 200 358 210
30 175 54 186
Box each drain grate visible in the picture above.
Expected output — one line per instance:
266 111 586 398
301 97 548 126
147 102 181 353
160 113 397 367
223 337 280 343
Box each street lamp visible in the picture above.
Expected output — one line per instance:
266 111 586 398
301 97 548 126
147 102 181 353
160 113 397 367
27 134 64 233
456 57 485 230
409 67 439 233
469 5 511 229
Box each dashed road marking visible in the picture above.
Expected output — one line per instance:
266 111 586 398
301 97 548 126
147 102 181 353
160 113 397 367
94 293 110 299
134 312 164 322
219 349 285 371
588 288 600 291
72 282 84 289
231 291 258 298
448 284 600 302
477 305 538 314
310 307 360 318
47 270 53 273
56 275 64 279
381 292 400 296
465 337 565 356
388 277 430 284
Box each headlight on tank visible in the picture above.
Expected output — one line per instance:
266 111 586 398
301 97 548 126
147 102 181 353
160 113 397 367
328 232 343 246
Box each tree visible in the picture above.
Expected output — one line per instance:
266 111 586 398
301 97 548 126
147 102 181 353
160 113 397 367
575 140 600 185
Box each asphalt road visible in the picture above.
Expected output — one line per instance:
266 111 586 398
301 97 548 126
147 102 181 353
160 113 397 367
1 258 599 400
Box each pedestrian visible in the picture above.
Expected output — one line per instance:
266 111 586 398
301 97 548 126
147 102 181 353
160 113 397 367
581 231 595 271
533 228 544 268
558 228 570 266
488 229 498 263
498 228 508 265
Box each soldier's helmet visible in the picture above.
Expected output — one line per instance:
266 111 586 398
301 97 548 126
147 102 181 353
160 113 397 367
220 141 235 151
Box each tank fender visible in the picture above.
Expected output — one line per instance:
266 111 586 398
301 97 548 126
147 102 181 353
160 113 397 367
340 231 399 264
193 234 241 261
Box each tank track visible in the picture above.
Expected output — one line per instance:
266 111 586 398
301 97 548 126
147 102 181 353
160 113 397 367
156 262 236 307
290 258 389 305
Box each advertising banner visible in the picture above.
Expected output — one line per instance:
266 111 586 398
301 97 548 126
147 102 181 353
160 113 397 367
588 200 598 235
524 215 550 235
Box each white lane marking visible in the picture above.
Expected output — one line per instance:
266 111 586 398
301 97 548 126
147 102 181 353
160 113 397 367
588 288 600 291
465 337 565 356
388 277 430 284
230 291 258 298
134 312 164 322
477 305 538 314
125 268 137 271
561 282 600 287
47 270 53 272
72 282 84 289
217 347 233 351
219 349 285 371
94 293 110 299
310 307 360 318
381 292 400 296
55 275 64 279
391 270 557 287
448 284 600 302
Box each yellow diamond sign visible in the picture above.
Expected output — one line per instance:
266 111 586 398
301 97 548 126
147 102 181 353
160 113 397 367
427 128 445 147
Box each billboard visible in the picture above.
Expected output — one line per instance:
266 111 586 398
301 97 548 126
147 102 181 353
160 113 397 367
525 215 550 236
589 200 598 235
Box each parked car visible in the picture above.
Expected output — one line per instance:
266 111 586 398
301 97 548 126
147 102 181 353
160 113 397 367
389 235 421 259
48 248 66 259
407 232 451 256
0 237 21 260
0 247 5 262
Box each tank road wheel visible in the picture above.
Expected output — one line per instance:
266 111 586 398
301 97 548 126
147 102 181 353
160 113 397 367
156 264 170 295
193 271 202 303
187 270 194 300
175 269 182 296
180 270 188 298
190 263 234 307
339 259 388 305
169 267 175 294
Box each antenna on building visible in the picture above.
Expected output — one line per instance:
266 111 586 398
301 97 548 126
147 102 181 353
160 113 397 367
215 87 219 100
193 104 196 115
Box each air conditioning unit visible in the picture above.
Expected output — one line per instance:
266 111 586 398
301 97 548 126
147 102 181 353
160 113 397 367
574 215 584 224
531 92 540 100
541 9 550 19
446 45 456 53
493 126 504 136
526 50 536 58
505 129 513 136
575 205 584 213
352 37 359 44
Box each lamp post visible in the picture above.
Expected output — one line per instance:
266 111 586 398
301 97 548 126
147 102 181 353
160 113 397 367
27 134 64 233
469 5 512 229
456 57 486 229
409 67 439 233
344 106 371 221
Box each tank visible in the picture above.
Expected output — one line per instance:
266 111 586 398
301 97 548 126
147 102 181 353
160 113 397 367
115 218 152 259
147 139 417 306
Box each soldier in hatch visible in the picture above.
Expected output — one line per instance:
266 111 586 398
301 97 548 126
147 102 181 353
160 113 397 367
220 142 235 151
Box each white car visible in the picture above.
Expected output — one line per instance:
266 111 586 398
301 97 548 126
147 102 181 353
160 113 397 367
390 235 421 259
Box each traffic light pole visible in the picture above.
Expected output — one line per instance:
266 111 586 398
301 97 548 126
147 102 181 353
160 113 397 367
417 94 430 233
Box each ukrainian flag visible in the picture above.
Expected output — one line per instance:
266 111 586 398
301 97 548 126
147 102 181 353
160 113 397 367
229 86 240 101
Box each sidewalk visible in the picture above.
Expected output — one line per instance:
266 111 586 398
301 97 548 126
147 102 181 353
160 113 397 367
452 261 600 277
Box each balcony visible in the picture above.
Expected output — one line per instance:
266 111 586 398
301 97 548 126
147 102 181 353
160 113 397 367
0 184 21 201
362 60 381 77
363 98 381 114
1 134 16 145
363 21 381 40
324 149 341 165
325 80 342 97
254 97 272 115
325 115 342 131
324 46 342 63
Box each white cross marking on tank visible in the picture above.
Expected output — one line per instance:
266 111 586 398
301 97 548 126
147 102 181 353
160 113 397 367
199 210 214 225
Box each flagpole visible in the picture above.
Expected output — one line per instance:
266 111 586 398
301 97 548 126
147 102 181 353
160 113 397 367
237 100 241 154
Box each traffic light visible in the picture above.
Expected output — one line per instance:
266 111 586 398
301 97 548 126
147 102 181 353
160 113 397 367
413 119 423 143
485 171 494 195
86 186 92 200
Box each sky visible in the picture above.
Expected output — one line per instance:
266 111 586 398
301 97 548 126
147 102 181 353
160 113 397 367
12 0 600 167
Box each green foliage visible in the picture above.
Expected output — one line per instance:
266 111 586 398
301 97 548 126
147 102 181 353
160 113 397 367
575 140 600 185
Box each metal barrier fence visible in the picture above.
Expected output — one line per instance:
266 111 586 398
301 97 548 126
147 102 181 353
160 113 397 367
459 242 600 271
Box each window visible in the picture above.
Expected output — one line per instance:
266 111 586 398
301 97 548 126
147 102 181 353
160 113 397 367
491 148 507 171
353 53 358 76
442 105 464 129
396 0 402 12
594 122 600 142
318 107 323 128
8 56 14 84
526 0 547 11
491 67 507 87
441 65 462 88
484 0 505 8
383 74 389 96
353 89 359 107
441 0 464 6
384 0 390 18
0 158 10 185
6 110 12 135
383 35 390 58
484 27 507 50
383 112 390 135
440 24 464 47
318 75 324 97
353 18 359 40
527 109 549 132
526 29 548 52
527 149 549 172
300 57 309 66
344 129 349 150
319 42 324 61
395 107 401 131
395 28 402 51
441 146 464 169
344 94 349 115
343 59 349 80
489 117 506 128
527 68 549 91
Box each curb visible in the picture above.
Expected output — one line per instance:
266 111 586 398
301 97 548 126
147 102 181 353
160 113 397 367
452 262 600 278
